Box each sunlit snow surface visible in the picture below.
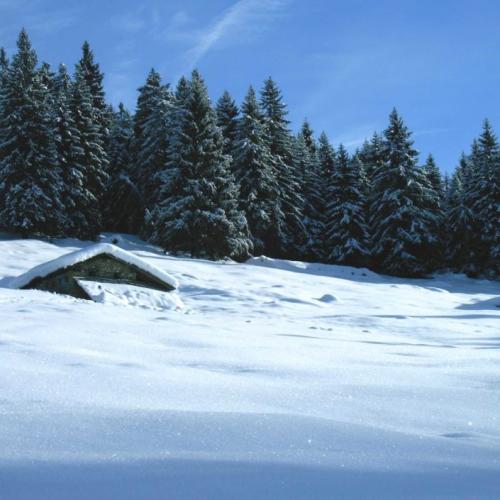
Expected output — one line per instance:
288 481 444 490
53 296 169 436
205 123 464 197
0 233 499 499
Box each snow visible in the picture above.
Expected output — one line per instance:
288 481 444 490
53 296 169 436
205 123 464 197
0 233 499 499
8 242 178 290
76 280 184 311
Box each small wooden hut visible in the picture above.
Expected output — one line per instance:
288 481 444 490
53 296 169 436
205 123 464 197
9 243 177 301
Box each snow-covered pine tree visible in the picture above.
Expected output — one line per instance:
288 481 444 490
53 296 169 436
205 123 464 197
38 62 55 96
232 86 282 255
477 121 500 274
0 30 65 237
38 61 57 144
260 77 305 258
357 133 383 246
131 69 172 212
317 132 336 180
216 90 239 157
301 120 317 156
487 144 500 277
465 120 500 276
358 132 384 187
445 155 475 270
295 121 324 260
107 103 133 178
325 145 370 266
52 64 95 238
145 76 191 238
52 65 75 188
68 71 109 237
0 47 7 77
370 109 441 276
424 154 444 201
103 103 144 233
149 70 252 260
0 48 8 177
421 154 445 269
459 139 483 275
75 41 109 144
317 132 336 257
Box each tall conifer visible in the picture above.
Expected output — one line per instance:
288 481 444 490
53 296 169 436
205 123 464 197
371 109 440 276
0 30 64 236
325 145 370 266
233 86 281 255
216 90 239 157
149 71 252 260
260 78 305 257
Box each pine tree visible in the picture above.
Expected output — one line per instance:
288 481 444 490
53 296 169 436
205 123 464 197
131 69 172 211
295 121 324 260
301 120 317 155
0 30 65 236
103 103 144 233
67 72 109 237
421 154 446 268
149 70 252 260
465 121 500 275
316 132 336 258
216 90 239 157
317 132 336 180
0 48 7 78
38 62 55 96
75 41 108 139
107 103 133 178
359 132 384 186
260 77 305 257
75 41 109 195
232 86 281 255
371 109 441 276
325 145 370 266
477 120 499 275
143 76 191 237
38 61 57 141
0 48 9 174
424 154 444 200
445 155 475 270
53 63 88 237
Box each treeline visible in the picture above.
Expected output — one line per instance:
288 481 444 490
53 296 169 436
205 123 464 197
0 30 498 278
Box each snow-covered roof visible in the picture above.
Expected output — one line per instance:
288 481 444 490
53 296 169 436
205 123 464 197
9 243 178 290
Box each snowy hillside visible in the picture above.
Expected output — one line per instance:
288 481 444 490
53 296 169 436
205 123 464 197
0 233 499 499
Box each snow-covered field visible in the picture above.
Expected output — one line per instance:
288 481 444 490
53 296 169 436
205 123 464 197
0 233 499 499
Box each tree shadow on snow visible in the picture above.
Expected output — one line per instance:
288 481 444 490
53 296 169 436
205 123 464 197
1 459 499 500
457 296 500 310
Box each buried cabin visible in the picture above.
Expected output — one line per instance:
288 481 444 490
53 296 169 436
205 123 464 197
9 243 178 301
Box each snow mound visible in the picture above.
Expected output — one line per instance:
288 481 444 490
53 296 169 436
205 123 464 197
8 243 178 290
76 280 184 311
317 293 337 303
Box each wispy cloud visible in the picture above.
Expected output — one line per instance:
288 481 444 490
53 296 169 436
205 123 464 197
0 1 79 51
106 1 291 80
333 125 377 150
177 0 291 69
25 9 78 35
109 8 148 34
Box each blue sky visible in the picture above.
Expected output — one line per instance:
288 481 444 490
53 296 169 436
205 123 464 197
1 0 500 172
